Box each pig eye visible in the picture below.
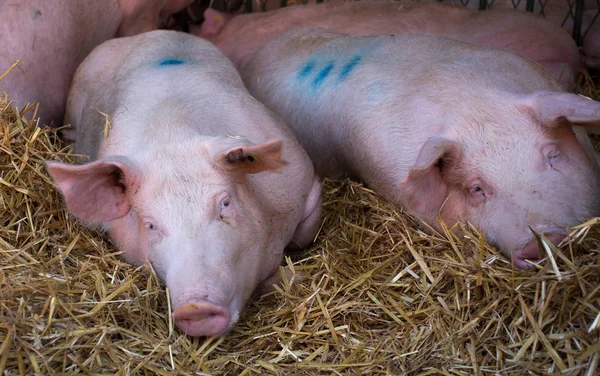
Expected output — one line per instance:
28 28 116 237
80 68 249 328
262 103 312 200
469 185 485 197
547 150 560 168
145 222 156 231
542 144 560 169
219 197 232 219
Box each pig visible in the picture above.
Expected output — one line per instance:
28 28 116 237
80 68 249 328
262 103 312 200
192 2 582 89
242 0 600 63
447 0 600 67
44 30 322 337
241 27 600 269
486 0 600 67
0 0 194 128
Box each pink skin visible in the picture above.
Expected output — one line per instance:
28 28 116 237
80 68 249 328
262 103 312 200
191 2 581 89
456 0 600 66
241 28 600 269
45 30 322 337
0 0 194 128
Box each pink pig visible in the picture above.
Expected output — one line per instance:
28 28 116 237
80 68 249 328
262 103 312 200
241 28 600 269
45 30 322 337
450 0 600 66
192 2 581 89
0 0 194 127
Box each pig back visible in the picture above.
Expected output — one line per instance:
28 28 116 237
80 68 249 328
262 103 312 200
67 29 317 214
1 0 123 127
67 29 250 159
242 28 561 184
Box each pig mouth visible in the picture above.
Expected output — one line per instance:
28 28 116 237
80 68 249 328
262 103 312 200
172 298 240 337
511 232 566 269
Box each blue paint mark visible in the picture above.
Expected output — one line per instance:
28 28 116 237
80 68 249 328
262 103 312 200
297 61 315 79
158 59 185 67
312 62 334 89
338 55 362 81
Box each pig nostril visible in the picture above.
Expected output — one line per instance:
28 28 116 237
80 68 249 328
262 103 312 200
514 232 566 269
173 300 231 337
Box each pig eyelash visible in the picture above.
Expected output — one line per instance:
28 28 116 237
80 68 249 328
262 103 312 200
469 184 485 197
219 197 232 219
546 151 560 168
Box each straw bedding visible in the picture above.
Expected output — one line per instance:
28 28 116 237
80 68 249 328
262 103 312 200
1 67 600 375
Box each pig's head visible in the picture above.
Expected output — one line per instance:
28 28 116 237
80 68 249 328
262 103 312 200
47 137 291 337
191 9 257 70
401 91 600 269
118 0 195 37
193 8 233 40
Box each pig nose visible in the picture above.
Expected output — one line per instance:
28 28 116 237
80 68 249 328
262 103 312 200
514 232 566 269
173 300 231 337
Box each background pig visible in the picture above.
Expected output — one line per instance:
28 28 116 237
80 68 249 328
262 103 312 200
242 27 600 269
215 0 600 64
45 30 322 337
442 0 600 66
192 2 581 89
0 0 193 128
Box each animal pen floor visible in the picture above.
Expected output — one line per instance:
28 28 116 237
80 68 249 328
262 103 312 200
1 70 600 375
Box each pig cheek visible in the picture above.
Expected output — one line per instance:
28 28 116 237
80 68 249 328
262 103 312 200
139 227 170 281
436 188 469 229
109 211 146 266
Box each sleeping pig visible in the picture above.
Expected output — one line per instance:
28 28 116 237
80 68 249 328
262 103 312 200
192 2 581 89
0 0 194 127
448 0 600 67
241 27 600 269
45 30 322 337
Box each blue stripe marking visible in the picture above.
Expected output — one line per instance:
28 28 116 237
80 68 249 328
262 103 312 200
339 55 362 81
158 59 185 67
312 62 334 89
297 61 315 79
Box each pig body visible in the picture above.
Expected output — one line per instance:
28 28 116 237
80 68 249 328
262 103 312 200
476 0 600 67
231 0 600 64
0 0 193 127
242 28 600 269
45 30 322 337
194 2 581 89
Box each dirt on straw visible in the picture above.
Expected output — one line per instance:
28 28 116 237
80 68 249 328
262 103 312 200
1 70 600 375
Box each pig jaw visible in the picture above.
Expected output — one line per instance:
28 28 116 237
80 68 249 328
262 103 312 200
418 199 575 269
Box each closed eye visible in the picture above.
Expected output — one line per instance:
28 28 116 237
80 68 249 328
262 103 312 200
219 196 232 219
470 185 484 196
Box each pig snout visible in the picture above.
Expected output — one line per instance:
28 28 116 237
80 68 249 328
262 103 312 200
173 300 232 337
513 233 566 269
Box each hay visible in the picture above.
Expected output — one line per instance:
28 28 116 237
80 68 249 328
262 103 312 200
1 76 600 375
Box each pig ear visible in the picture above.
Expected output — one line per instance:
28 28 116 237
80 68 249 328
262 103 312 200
216 140 287 175
523 90 600 130
45 157 139 222
197 8 231 37
401 137 461 218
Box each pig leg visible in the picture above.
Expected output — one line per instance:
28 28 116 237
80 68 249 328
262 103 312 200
287 178 323 250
